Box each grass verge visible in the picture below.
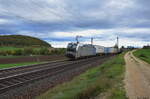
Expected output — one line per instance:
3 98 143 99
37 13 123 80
37 52 127 99
133 49 150 64
0 46 22 51
0 55 27 59
0 62 44 69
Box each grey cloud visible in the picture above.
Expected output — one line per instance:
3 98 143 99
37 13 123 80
0 0 149 46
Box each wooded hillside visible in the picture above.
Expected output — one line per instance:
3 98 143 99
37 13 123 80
0 35 51 47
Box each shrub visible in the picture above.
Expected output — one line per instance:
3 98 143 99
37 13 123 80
24 47 34 55
33 49 40 55
0 51 7 56
139 54 147 58
51 48 66 55
6 50 14 55
39 47 50 55
13 49 23 55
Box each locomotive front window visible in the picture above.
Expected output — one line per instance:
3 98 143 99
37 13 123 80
67 43 77 52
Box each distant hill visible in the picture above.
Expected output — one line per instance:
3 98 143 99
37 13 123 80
0 35 51 47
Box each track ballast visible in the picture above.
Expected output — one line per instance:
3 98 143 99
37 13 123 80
0 55 113 96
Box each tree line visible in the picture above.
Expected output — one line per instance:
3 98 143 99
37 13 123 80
0 47 66 56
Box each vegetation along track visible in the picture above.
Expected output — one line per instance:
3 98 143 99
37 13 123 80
0 55 112 94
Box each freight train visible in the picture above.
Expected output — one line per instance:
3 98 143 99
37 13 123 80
66 42 120 59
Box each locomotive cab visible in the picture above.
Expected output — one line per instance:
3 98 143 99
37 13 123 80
66 43 78 58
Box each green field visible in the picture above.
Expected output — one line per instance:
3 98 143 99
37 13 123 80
37 53 127 99
0 46 42 51
0 46 23 51
0 62 45 69
133 49 150 64
0 55 25 59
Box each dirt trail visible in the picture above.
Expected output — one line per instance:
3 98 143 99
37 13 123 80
125 51 150 99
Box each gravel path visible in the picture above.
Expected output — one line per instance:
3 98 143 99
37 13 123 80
124 51 150 99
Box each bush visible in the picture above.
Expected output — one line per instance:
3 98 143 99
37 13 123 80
0 47 66 56
0 51 7 56
13 49 23 55
4 50 15 55
24 47 34 55
139 54 147 58
33 49 40 55
39 47 50 55
51 48 66 55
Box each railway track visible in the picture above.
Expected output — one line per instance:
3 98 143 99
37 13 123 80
0 59 69 78
0 55 112 94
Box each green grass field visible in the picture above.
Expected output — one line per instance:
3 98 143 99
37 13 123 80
133 49 150 64
0 46 42 51
37 52 127 99
0 62 44 69
0 55 26 59
0 46 23 51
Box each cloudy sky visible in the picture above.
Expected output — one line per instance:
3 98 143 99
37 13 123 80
0 0 150 48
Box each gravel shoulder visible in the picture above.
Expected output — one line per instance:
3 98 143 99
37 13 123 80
124 51 150 99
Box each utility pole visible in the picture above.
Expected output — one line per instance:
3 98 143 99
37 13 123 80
116 36 119 52
76 35 82 44
91 37 93 45
117 36 119 48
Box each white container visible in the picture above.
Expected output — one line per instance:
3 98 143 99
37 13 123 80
94 45 105 54
76 44 96 58
108 47 118 53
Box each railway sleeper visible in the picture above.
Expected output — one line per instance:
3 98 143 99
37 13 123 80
0 81 14 86
4 80 19 85
11 79 23 83
15 77 30 81
27 75 37 78
0 83 8 88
